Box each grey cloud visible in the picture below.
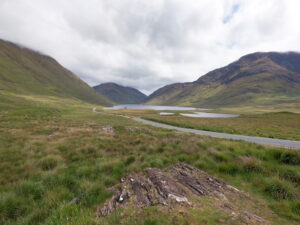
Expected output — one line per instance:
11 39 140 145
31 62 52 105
0 0 299 94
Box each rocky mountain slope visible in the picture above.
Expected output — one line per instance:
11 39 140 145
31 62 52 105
94 82 147 104
0 39 112 106
147 52 300 108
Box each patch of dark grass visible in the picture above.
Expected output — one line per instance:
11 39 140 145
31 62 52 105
39 158 58 171
15 180 44 200
82 184 112 206
177 154 189 163
213 153 229 162
290 202 300 216
0 192 29 221
279 151 300 165
218 164 240 175
268 149 300 165
125 156 136 165
263 179 295 200
279 168 300 185
149 157 164 168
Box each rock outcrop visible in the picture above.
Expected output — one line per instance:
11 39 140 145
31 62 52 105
96 164 267 224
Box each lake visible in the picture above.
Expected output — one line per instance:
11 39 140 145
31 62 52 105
180 112 239 118
105 104 209 111
105 104 238 118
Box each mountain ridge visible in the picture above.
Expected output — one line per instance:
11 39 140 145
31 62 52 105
94 82 147 104
147 51 300 108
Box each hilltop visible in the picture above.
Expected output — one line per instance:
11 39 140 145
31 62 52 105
94 82 147 104
147 52 300 108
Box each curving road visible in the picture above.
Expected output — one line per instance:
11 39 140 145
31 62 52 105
132 118 300 150
93 108 300 150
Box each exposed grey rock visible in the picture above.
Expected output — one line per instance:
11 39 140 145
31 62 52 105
242 211 266 223
68 195 82 205
100 126 114 133
145 168 186 199
96 163 267 224
124 126 153 134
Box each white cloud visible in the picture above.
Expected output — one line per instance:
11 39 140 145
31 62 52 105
0 0 299 94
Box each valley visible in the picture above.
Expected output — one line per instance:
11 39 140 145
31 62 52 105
1 94 300 225
0 39 299 225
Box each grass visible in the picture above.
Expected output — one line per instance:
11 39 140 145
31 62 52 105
110 109 300 140
0 94 300 224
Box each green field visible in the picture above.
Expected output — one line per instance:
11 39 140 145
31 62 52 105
0 93 300 225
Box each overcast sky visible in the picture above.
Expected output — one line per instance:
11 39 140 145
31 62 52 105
0 0 299 94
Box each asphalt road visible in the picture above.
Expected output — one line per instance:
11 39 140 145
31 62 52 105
132 117 300 150
93 108 300 150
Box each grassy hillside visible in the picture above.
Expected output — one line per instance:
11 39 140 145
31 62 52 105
147 52 300 109
0 95 299 224
94 82 147 104
0 40 299 224
0 39 112 106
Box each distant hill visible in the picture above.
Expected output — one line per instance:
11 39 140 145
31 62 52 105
147 52 300 108
94 82 147 104
0 39 112 106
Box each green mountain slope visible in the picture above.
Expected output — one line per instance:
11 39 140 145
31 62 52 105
94 82 147 104
0 39 112 106
147 52 300 108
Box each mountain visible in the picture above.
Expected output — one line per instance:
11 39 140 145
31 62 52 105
147 52 300 108
0 39 112 106
94 82 147 104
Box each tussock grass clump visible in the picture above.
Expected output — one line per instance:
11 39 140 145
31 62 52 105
239 156 262 173
218 164 240 175
0 192 29 221
263 179 295 200
39 157 58 171
15 181 44 200
82 185 112 206
264 149 300 165
125 156 135 165
279 168 300 184
149 157 164 168
290 202 300 216
279 151 300 165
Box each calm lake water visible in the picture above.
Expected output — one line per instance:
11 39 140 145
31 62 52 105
105 105 238 118
105 104 207 111
159 112 175 115
180 112 239 118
